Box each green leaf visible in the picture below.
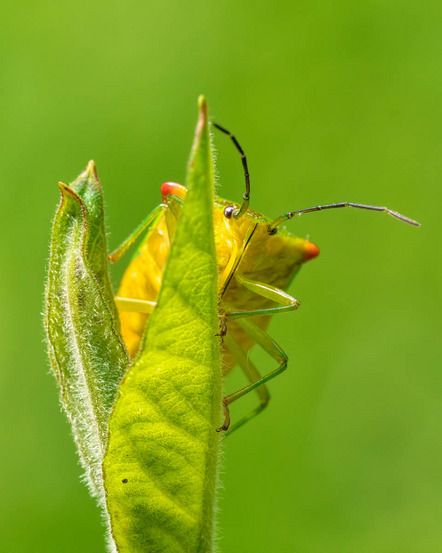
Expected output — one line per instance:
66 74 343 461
103 97 222 553
44 161 129 503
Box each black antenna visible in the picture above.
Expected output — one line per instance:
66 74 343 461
268 202 420 233
212 122 250 218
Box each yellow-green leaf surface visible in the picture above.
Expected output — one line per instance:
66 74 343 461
44 162 129 501
103 97 222 553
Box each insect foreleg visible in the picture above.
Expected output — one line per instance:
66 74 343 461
218 318 287 435
226 273 300 320
114 297 157 314
108 204 165 263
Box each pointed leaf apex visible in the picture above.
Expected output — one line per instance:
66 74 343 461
188 97 209 175
197 96 208 134
85 159 99 181
198 94 207 111
58 181 80 201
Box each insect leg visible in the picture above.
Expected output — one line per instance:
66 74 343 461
163 194 183 244
212 122 250 218
114 297 157 314
108 204 165 263
219 318 287 435
226 273 300 320
220 332 270 433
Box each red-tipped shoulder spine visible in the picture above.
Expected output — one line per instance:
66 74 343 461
303 240 320 262
161 182 188 203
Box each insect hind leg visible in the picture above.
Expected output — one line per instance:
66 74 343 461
114 297 157 314
219 318 288 436
219 331 271 434
108 204 165 263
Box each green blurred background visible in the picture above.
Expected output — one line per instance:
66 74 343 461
1 1 441 551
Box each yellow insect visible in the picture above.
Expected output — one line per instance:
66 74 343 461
110 123 419 433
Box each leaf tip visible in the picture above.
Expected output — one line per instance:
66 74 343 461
85 159 99 182
197 95 208 130
198 94 207 111
58 180 73 198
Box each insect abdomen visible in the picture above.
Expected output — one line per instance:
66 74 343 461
117 215 170 357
